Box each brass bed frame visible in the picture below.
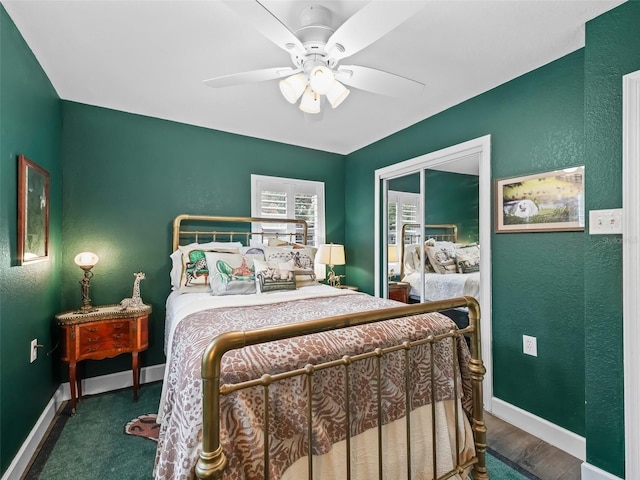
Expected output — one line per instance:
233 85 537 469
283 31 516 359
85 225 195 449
170 215 488 480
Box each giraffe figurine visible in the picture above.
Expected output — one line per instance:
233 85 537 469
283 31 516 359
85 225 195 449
120 272 146 310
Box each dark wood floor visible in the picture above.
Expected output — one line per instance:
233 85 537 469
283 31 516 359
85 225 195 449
485 412 582 480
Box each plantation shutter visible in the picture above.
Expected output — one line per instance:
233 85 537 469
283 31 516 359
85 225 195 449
252 175 324 247
388 191 421 245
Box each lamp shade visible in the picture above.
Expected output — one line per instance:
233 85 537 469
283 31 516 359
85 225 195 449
316 244 345 266
309 66 335 95
299 86 321 114
74 251 99 268
279 73 307 104
388 245 399 263
326 80 350 109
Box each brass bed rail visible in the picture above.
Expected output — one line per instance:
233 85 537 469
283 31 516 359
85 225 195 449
196 296 488 480
172 214 308 251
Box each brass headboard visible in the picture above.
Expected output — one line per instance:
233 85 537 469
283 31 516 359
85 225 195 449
172 215 308 251
398 223 458 278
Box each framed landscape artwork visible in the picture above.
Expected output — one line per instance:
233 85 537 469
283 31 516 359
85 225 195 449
495 166 585 233
17 155 50 264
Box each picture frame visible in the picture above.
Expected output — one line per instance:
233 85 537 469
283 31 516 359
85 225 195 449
495 166 585 233
17 155 50 264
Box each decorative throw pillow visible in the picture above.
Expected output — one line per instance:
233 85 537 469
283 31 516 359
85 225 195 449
177 246 214 293
205 252 264 296
455 244 480 274
412 244 437 273
170 242 242 290
264 246 318 288
425 241 459 274
403 244 419 275
254 259 297 293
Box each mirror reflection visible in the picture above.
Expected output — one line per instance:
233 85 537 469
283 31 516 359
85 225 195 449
383 158 480 306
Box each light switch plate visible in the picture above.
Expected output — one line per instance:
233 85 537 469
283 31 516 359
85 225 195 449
589 208 623 235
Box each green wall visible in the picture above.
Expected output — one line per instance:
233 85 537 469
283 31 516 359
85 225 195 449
388 171 479 244
583 1 640 475
425 171 479 243
0 6 62 473
60 102 345 376
345 48 586 439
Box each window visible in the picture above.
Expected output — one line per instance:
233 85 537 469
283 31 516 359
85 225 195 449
251 174 325 247
387 190 421 246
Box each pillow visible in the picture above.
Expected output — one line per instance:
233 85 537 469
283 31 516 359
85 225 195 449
240 245 266 256
177 246 214 293
253 258 297 293
425 241 459 274
205 252 264 295
455 244 480 274
170 241 242 290
402 244 419 275
264 246 318 287
411 244 437 274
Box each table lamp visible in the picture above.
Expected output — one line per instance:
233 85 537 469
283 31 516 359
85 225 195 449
316 244 346 287
74 251 99 313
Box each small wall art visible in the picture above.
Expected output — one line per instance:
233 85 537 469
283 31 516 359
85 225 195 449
495 166 585 233
17 155 50 264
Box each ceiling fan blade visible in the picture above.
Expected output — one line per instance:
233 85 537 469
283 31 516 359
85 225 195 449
326 1 427 62
203 67 299 88
336 65 424 98
222 0 306 61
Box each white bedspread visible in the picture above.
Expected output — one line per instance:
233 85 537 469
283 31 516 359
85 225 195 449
402 271 480 301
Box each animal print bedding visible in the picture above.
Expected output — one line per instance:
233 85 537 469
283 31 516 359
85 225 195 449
154 292 473 480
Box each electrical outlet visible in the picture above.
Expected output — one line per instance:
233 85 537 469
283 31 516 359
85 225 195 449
30 339 38 363
523 335 537 357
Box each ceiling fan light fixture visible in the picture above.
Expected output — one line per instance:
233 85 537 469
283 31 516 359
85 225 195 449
279 73 307 104
299 86 321 114
326 80 350 109
309 66 334 95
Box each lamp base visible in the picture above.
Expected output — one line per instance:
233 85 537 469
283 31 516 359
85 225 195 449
327 267 345 288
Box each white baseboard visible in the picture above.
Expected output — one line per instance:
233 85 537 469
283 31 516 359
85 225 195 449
491 397 586 461
581 462 624 480
1 364 165 480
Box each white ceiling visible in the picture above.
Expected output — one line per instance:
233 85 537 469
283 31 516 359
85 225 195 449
2 0 624 155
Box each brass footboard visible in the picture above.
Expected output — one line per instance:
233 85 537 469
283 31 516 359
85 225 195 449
196 296 488 480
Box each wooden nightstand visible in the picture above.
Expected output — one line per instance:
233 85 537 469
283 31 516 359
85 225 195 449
388 282 410 303
55 304 151 412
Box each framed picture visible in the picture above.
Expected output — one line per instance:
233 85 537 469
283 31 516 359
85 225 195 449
17 155 50 264
495 166 585 233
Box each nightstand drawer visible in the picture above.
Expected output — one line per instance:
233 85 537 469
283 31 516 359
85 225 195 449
78 321 131 346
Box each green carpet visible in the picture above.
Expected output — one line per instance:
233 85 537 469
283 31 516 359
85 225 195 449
27 382 538 479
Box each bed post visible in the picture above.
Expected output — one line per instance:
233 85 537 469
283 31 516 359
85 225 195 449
195 331 247 480
467 296 489 480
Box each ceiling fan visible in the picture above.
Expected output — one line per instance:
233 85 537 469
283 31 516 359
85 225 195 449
203 1 426 115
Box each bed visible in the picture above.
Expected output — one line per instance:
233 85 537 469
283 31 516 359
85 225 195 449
398 224 481 304
155 215 489 480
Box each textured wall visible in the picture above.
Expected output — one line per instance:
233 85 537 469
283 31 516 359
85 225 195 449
0 6 62 473
346 50 586 436
60 102 345 376
425 171 479 244
583 1 640 475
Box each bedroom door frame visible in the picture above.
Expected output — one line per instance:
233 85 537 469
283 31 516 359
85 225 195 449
622 69 640 480
374 134 493 410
